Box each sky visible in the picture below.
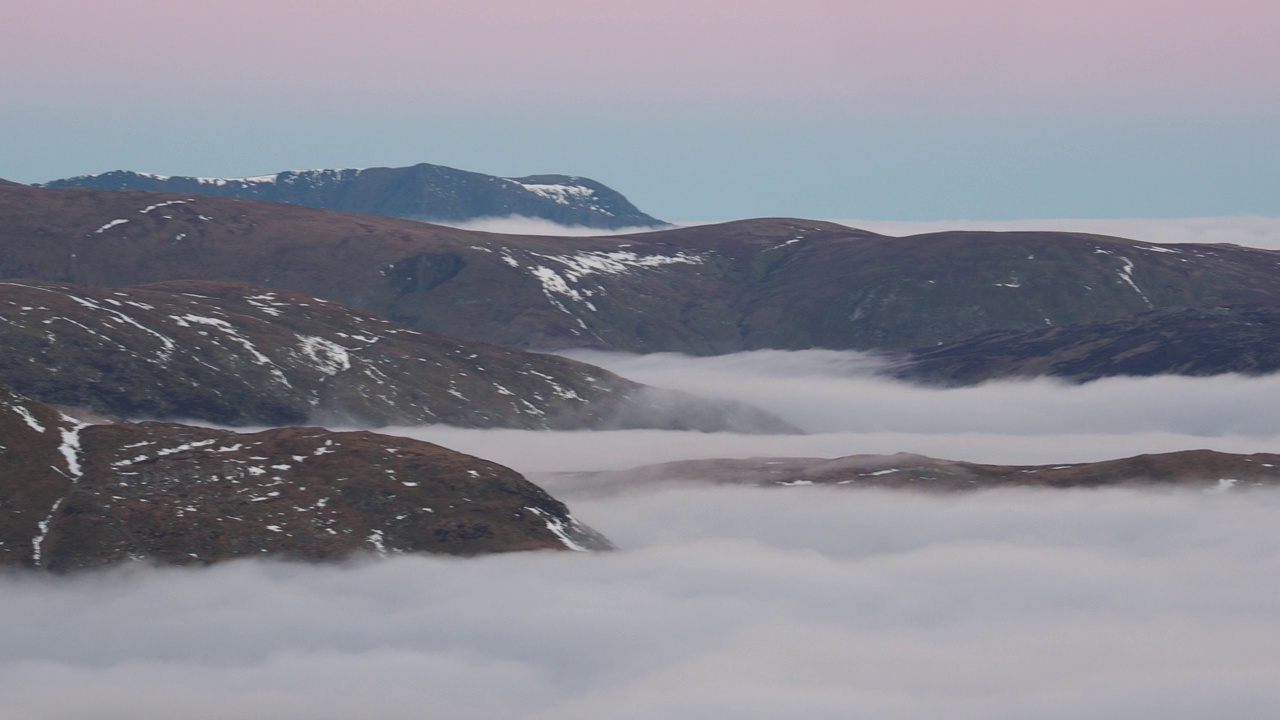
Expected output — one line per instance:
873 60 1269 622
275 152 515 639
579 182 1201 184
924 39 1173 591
5 0 1279 221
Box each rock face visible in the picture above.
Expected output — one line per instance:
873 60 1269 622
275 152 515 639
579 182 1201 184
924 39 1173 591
36 165 665 230
0 279 794 432
894 304 1280 385
542 451 1280 495
5 182 1280 355
0 384 612 571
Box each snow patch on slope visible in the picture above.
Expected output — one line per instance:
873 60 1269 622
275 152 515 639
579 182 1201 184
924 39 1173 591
1116 256 1154 308
296 336 352 377
523 507 589 552
11 404 46 433
92 219 129 234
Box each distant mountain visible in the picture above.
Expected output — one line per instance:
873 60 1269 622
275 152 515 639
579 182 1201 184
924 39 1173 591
543 450 1280 495
895 304 1280 385
0 279 794 432
0 383 611 571
6 182 1280 356
36 164 665 229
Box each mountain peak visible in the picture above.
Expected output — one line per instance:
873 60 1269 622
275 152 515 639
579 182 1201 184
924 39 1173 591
37 162 665 230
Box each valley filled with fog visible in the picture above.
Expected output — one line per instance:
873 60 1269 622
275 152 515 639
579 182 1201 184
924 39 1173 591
4 487 1277 719
6 350 1280 718
404 350 1280 474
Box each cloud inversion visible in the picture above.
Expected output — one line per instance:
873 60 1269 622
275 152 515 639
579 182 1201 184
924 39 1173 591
3 486 1279 719
8 351 1280 718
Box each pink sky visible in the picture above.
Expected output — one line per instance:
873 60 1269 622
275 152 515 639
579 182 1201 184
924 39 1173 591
9 0 1279 110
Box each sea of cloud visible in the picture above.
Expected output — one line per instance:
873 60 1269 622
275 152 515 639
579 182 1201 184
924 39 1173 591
8 351 1278 717
394 350 1280 474
4 485 1279 719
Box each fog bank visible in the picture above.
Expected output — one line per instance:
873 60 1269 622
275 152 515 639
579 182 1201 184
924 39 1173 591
4 487 1278 719
13 351 1278 718
434 216 665 236
392 350 1280 474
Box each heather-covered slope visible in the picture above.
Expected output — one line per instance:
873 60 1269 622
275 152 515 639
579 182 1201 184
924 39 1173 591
0 384 611 571
0 279 793 432
36 164 665 229
5 182 1280 354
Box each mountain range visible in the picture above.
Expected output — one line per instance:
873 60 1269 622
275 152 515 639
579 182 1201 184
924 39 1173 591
6 176 1280 570
6 181 1280 361
36 164 665 230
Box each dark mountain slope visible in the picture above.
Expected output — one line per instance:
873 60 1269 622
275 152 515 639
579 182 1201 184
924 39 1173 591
0 279 793 432
4 182 1280 354
0 384 611 571
895 304 1280 385
36 164 665 229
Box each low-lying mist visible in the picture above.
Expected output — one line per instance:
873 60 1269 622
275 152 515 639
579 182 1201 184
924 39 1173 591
433 215 666 236
390 350 1280 474
5 486 1279 719
12 350 1280 718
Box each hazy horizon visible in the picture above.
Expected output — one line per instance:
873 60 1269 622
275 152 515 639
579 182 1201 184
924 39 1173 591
6 1 1277 220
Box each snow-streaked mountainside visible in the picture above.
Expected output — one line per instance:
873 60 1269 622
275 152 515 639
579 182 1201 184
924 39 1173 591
36 163 665 229
0 279 794 432
7 182 1280 380
0 382 611 570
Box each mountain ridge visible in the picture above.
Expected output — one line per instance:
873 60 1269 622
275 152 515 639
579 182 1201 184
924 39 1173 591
36 163 666 230
6 182 1280 360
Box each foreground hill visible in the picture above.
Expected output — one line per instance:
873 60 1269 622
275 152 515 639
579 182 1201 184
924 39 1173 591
5 182 1280 354
894 304 1280 385
0 279 791 432
0 384 611 571
543 451 1280 495
36 164 665 229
